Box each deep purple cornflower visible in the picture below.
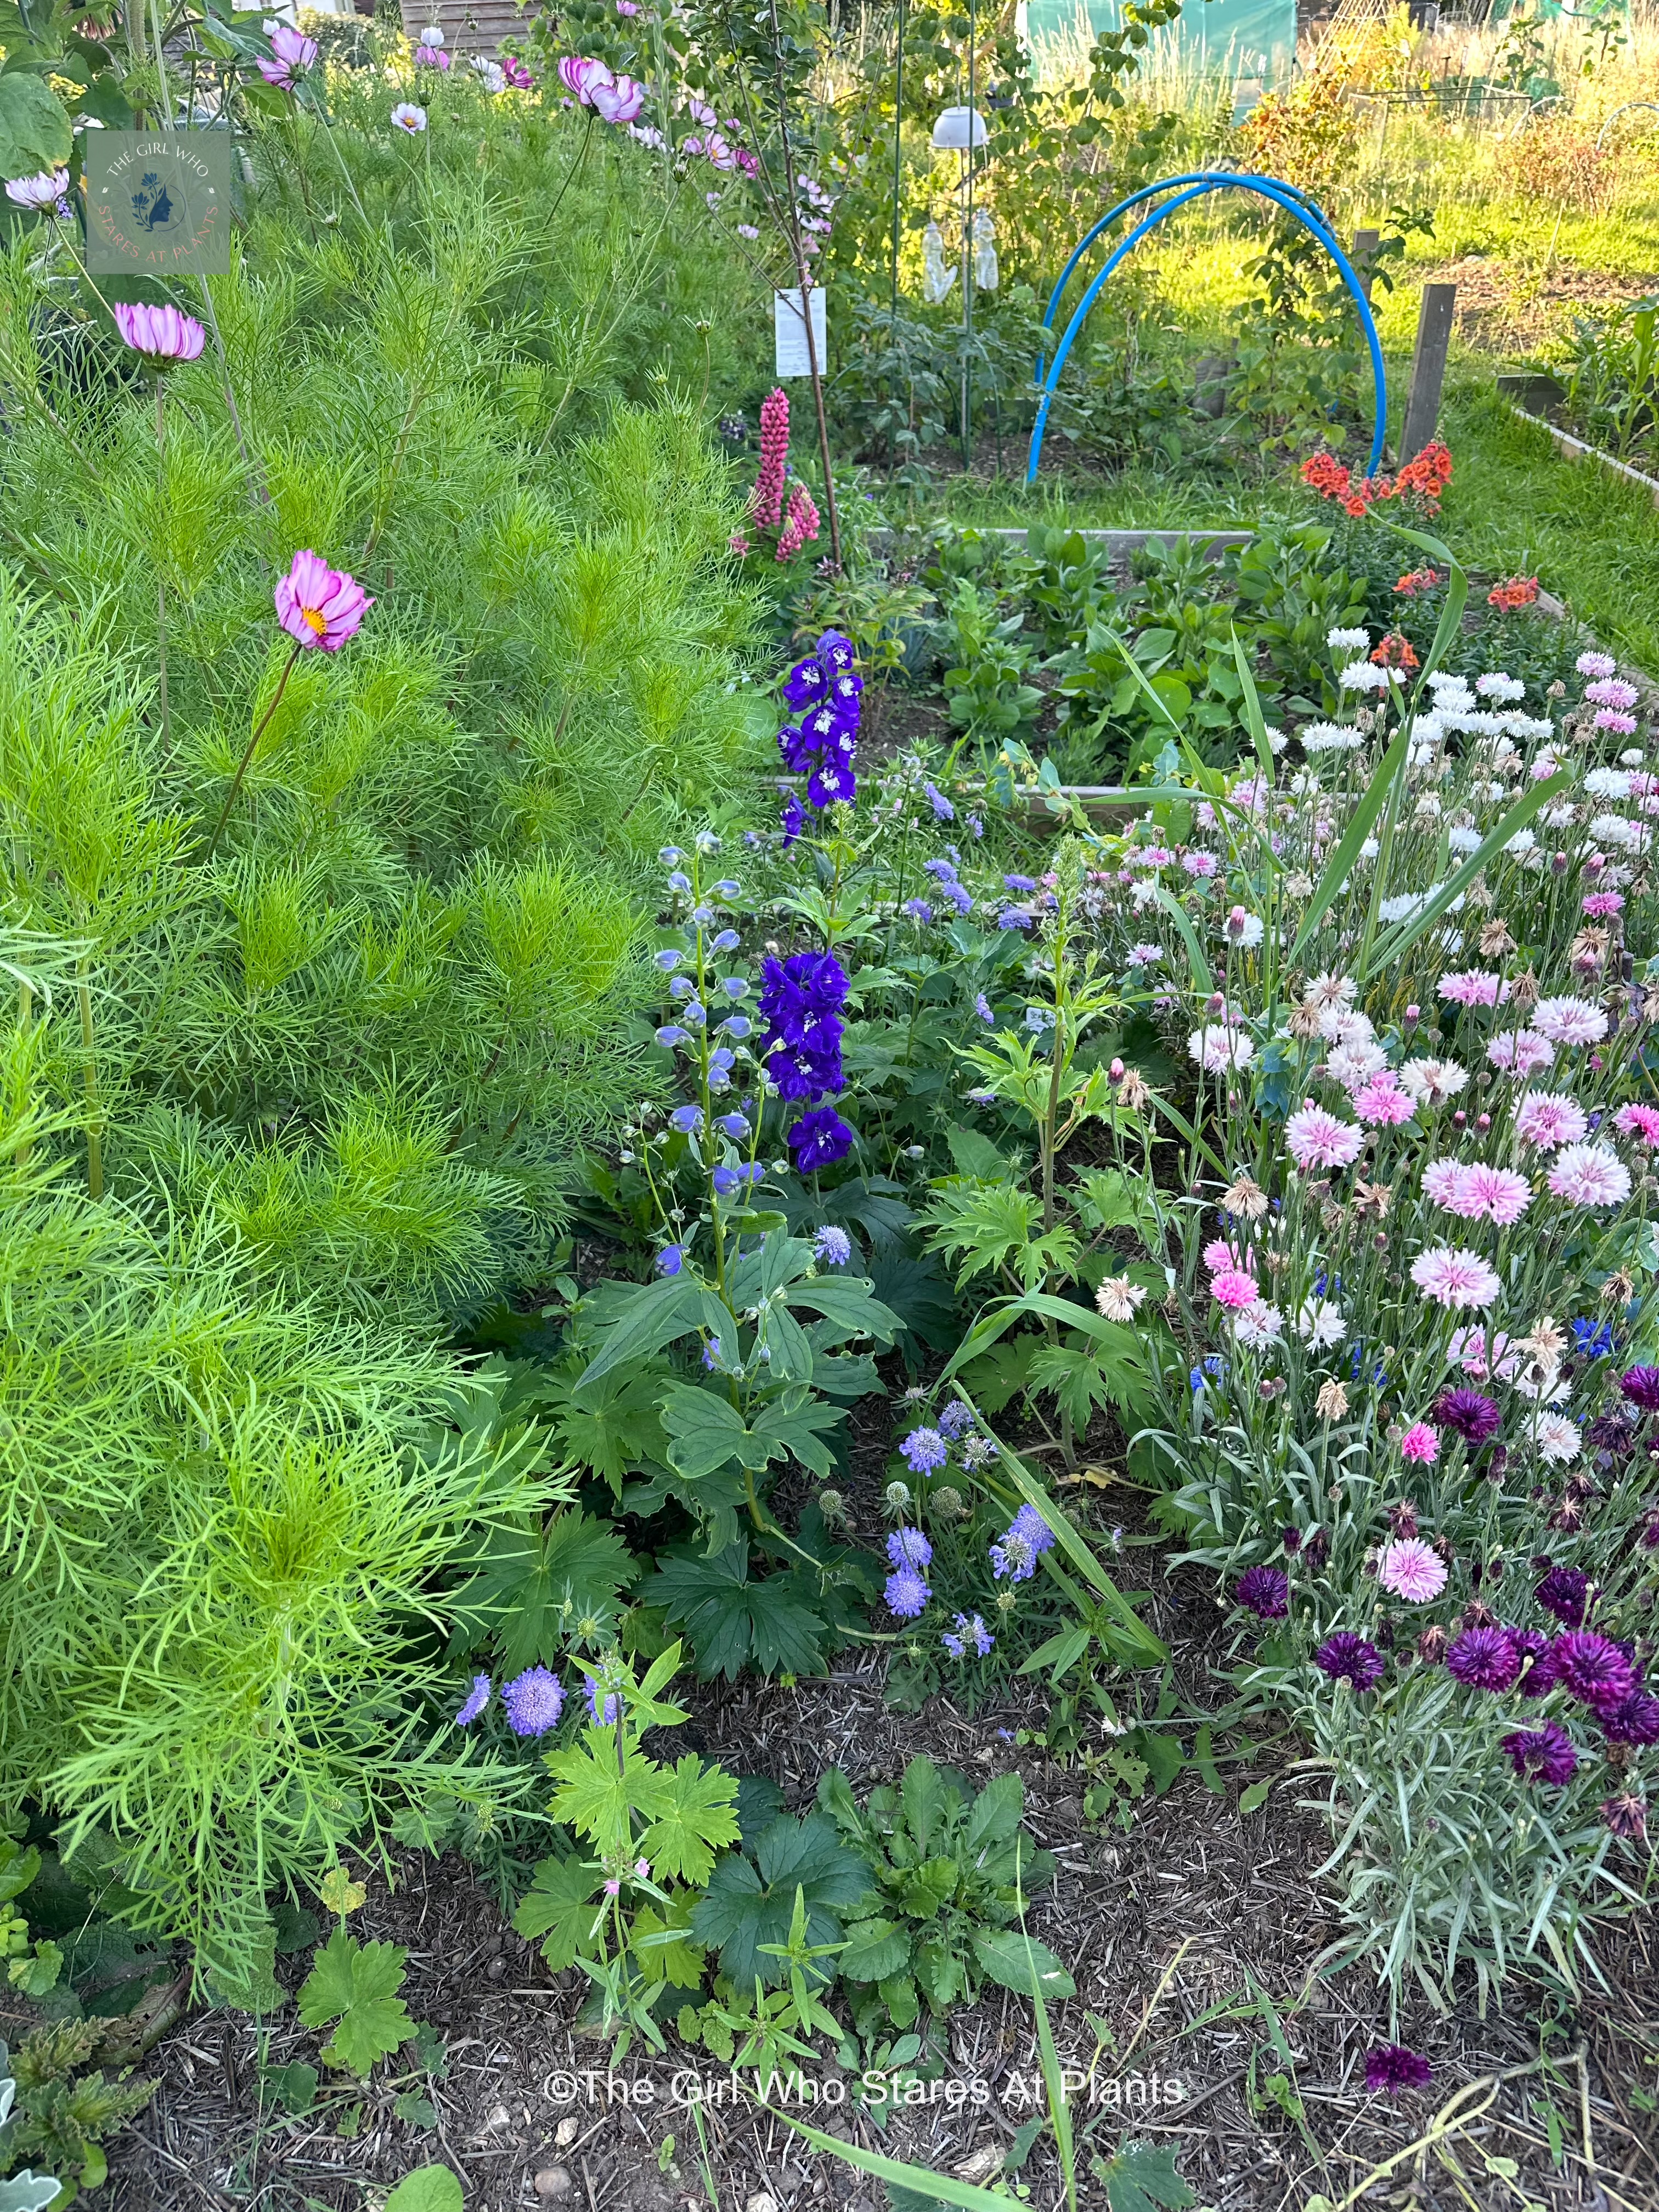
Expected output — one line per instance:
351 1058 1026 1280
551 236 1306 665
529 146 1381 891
885 1568 930 1618
900 1428 948 1474
1235 1565 1290 1619
1618 1363 1659 1412
501 1666 565 1738
887 1526 934 1573
1534 1566 1589 1627
1601 1690 1659 1746
1551 1630 1638 1712
454 1674 491 1726
1510 1628 1558 1697
1501 1720 1578 1785
1585 1411 1635 1459
1313 1632 1385 1690
788 1105 855 1172
1445 1627 1521 1692
1431 1388 1503 1446
1365 2045 1432 2095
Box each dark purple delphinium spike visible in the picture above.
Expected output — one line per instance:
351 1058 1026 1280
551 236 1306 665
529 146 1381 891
1444 1626 1520 1692
1365 2045 1432 2095
1235 1565 1290 1619
1618 1363 1659 1412
1533 1565 1589 1627
788 1105 855 1172
1501 1720 1578 1785
1432 1387 1503 1445
1551 1630 1638 1713
1510 1628 1558 1697
1601 1691 1659 1747
1314 1632 1385 1691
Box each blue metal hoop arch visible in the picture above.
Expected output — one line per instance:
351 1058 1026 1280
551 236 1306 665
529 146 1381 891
1028 171 1387 486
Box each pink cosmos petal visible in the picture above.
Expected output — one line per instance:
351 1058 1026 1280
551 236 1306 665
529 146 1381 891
112 300 206 365
274 548 373 652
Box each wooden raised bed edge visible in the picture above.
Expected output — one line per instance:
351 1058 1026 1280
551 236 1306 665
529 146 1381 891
1504 398 1659 511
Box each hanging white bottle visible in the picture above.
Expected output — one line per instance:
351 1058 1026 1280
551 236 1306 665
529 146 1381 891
972 207 998 291
922 219 957 304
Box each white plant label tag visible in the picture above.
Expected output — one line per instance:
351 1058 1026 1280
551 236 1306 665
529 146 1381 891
774 286 827 377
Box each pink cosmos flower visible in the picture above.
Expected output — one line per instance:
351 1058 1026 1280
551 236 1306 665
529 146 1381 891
558 54 613 101
1463 1165 1532 1226
1530 996 1608 1048
258 22 317 87
704 129 738 167
274 549 373 652
1354 1077 1415 1127
1514 1092 1588 1150
1285 1104 1363 1171
1582 891 1625 918
592 72 645 122
1211 1268 1260 1310
1410 1247 1502 1309
1438 970 1509 1008
413 41 451 67
4 169 67 212
1378 1537 1449 1603
112 301 205 368
1615 1102 1659 1147
1546 1143 1632 1208
1487 1029 1555 1077
1400 1422 1440 1464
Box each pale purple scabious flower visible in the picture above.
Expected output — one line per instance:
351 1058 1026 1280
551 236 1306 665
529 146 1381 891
887 1526 933 1573
926 782 955 820
454 1674 491 1725
943 1612 994 1657
900 1427 947 1474
814 1224 851 1265
583 1675 624 1726
502 1666 565 1737
885 1569 930 1618
938 1401 975 1439
974 993 993 1022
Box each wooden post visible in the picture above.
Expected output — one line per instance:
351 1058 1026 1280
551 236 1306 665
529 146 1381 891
1401 283 1457 460
1351 227 1380 303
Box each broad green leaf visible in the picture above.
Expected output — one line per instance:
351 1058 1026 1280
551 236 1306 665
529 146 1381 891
1094 2140 1195 2212
648 1549 831 1681
837 1916 912 1982
385 2169 465 2212
448 1510 636 1672
546 1739 668 1856
0 1841 39 1903
513 1855 601 1971
745 1392 845 1477
0 72 70 178
691 1812 868 1989
259 2059 318 2114
784 1277 902 1342
573 1274 704 1401
969 1927 1075 1999
296 1928 413 2077
639 1756 741 1886
1239 1780 1271 1815
660 1385 750 1479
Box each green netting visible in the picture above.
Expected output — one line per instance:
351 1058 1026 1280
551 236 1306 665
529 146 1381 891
1019 0 1299 92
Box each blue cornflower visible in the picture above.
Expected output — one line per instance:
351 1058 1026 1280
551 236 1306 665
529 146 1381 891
1573 1318 1615 1358
884 1569 930 1619
654 1024 690 1048
656 1244 686 1277
925 782 955 821
502 1667 565 1739
454 1674 491 1726
712 1163 764 1197
654 949 683 970
886 1526 934 1572
814 1224 852 1266
975 993 994 1023
669 1105 703 1135
902 899 933 923
942 1613 994 1659
900 1427 948 1474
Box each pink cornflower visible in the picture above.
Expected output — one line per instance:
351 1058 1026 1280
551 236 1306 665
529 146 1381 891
1577 651 1616 680
1462 1164 1532 1226
1285 1104 1363 1171
1530 996 1608 1047
1203 1238 1247 1274
1355 1077 1415 1127
1182 850 1219 878
1547 1143 1632 1208
1378 1537 1449 1603
1582 891 1625 918
111 300 205 368
1211 1268 1260 1310
1423 1160 1479 1216
1487 1030 1555 1077
1615 1102 1659 1147
1448 1325 1519 1380
1514 1092 1588 1150
1400 1422 1440 1464
1595 710 1639 736
1585 676 1639 711
1438 969 1509 1008
1410 1247 1502 1309
275 549 373 652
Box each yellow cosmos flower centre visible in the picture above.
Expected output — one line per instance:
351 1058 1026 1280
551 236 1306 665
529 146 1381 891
301 605 328 637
